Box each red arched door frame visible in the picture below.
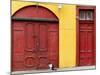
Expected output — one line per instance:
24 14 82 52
12 5 59 71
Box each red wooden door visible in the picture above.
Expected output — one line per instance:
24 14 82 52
79 21 94 66
12 5 59 71
77 6 96 66
12 21 59 71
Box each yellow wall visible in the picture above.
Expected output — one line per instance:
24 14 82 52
12 0 76 68
59 4 76 68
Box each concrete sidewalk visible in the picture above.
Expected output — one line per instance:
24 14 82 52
11 65 96 75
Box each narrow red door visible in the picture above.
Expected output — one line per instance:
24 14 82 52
79 21 94 66
12 21 59 71
12 21 26 71
77 6 96 66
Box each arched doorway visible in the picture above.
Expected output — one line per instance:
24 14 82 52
12 5 59 71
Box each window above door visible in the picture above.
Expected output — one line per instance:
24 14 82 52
79 10 94 20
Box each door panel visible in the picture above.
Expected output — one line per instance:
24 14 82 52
38 23 49 69
25 23 36 52
24 23 38 70
12 22 25 71
79 31 86 53
48 24 59 68
87 31 93 51
24 56 38 69
39 24 47 51
38 57 49 69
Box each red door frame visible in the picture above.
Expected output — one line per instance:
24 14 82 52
11 5 59 71
76 6 96 66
